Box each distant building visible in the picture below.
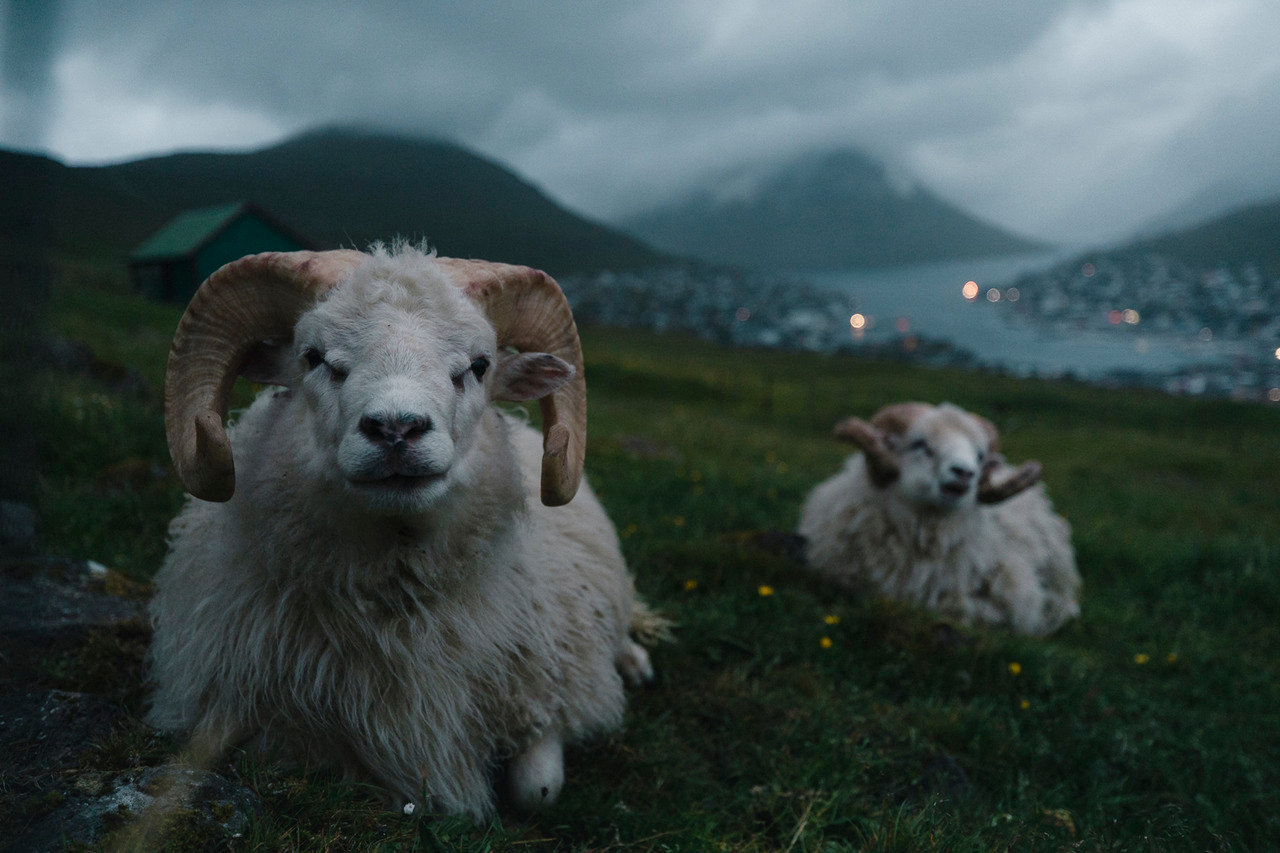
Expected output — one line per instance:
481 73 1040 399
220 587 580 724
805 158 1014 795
130 202 316 303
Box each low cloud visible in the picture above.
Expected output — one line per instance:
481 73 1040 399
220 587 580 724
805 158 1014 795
5 0 1278 244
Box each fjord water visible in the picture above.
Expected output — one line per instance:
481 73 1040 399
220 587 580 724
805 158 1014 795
804 253 1240 379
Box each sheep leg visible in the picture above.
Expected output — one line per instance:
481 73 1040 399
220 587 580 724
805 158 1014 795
616 639 654 687
508 730 564 812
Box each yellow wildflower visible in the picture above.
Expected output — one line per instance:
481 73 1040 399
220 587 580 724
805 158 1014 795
820 637 833 649
1166 652 1178 664
823 614 840 625
683 579 698 591
1134 653 1150 665
672 516 685 527
1020 699 1030 710
758 585 774 597
1008 662 1022 676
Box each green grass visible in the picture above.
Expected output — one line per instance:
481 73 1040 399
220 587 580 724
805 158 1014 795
24 283 1280 850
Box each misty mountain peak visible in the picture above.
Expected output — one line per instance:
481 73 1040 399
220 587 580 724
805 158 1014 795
621 147 1042 271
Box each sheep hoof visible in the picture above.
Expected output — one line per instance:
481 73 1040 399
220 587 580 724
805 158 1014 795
509 731 564 812
617 639 654 687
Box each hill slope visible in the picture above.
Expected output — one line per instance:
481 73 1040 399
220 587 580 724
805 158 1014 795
20 273 1280 847
620 149 1046 271
1124 197 1280 270
0 129 666 276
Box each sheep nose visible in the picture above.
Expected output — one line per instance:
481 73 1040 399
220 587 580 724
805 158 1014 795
949 465 975 482
359 413 431 448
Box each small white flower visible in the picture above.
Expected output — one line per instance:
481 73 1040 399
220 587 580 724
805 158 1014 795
402 802 416 816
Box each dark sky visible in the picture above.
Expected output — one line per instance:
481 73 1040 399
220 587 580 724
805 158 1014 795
3 0 1279 244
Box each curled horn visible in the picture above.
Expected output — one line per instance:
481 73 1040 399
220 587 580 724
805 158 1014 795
870 402 934 437
978 459 1042 504
833 403 935 487
165 250 367 501
833 417 900 486
971 410 1036 502
436 258 586 507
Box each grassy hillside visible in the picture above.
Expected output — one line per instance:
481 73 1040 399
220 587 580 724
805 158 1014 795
15 271 1280 849
0 129 666 276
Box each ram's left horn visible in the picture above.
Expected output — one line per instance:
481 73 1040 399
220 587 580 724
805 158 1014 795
977 459 1042 504
438 258 586 507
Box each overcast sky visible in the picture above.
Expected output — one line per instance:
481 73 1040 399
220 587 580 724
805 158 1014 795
3 0 1279 244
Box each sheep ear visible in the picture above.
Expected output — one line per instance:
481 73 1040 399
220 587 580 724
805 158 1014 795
239 340 299 387
973 414 1001 453
493 352 575 402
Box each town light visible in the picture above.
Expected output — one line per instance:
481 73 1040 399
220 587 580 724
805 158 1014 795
962 280 979 300
849 313 866 330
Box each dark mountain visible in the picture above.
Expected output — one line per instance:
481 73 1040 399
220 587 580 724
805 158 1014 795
1123 198 1280 271
620 149 1046 271
0 128 665 276
1134 175 1280 240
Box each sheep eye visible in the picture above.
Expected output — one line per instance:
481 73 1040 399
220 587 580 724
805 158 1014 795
304 347 346 382
909 439 933 457
453 356 490 390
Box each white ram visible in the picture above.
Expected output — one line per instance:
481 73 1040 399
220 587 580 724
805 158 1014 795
798 402 1079 635
148 245 656 817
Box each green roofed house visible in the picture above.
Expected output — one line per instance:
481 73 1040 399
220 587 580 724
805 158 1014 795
130 201 317 303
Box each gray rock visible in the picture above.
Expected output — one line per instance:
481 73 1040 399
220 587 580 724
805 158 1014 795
0 501 38 558
7 763 261 852
0 556 146 635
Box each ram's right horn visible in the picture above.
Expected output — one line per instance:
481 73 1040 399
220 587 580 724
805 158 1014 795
165 250 366 501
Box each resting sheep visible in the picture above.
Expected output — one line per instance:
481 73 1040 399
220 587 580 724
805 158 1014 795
798 402 1079 635
148 245 656 818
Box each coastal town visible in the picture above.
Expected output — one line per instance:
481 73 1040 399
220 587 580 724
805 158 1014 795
559 253 1280 404
997 252 1280 401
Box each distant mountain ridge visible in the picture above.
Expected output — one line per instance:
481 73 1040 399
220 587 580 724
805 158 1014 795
0 128 665 276
1122 198 1280 271
1134 176 1280 239
619 149 1047 271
